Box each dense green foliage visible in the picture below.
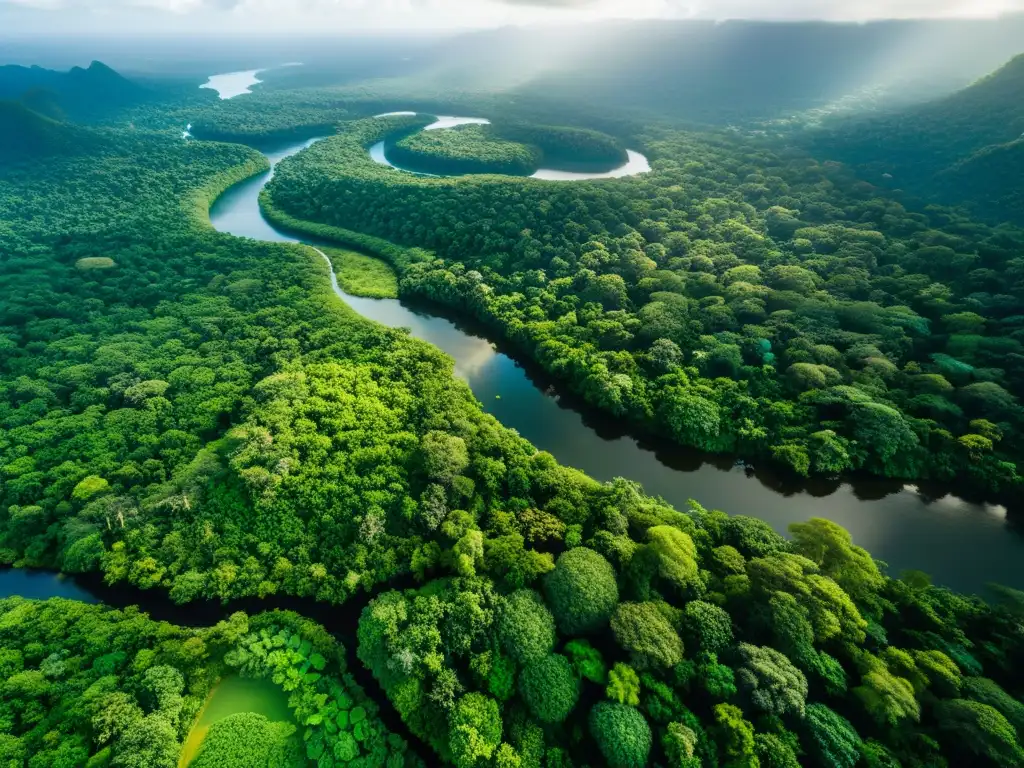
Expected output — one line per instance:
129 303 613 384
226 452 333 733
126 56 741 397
389 124 542 176
188 712 304 768
544 548 620 635
4 54 1024 768
384 121 628 176
518 653 579 723
493 123 628 171
267 113 1024 497
0 598 416 767
590 701 652 768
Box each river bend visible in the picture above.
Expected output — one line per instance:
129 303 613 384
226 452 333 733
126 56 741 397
199 136 1023 595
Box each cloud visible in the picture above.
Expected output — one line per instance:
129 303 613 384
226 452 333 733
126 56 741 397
675 0 1024 19
2 0 1023 33
497 0 596 6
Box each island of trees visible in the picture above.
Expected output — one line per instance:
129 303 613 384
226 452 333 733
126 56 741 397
384 121 629 176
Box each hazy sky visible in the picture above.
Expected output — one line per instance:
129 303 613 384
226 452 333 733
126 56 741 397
2 0 1023 33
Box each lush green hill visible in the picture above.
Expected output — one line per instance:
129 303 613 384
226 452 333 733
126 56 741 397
0 60 146 120
936 138 1024 223
421 18 1024 123
0 101 91 162
811 53 1024 221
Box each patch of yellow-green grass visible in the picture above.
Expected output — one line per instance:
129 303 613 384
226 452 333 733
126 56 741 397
322 246 399 299
75 257 116 270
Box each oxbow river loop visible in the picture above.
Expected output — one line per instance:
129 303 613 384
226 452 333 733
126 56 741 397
367 112 652 180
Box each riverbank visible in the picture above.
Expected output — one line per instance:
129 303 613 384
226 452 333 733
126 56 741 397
225 136 1024 594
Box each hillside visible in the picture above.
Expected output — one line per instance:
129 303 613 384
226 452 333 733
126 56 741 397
0 101 93 162
936 138 1024 223
0 60 146 120
415 18 1024 123
811 53 1024 222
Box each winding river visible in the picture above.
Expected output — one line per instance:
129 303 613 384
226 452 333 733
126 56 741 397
202 135 1022 596
2 119 1022 614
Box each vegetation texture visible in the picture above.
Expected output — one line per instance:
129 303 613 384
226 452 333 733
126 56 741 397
2 51 1024 768
267 114 1024 498
0 598 417 767
389 124 542 176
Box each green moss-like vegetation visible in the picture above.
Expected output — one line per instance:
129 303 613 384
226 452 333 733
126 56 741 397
544 547 620 635
75 256 117 270
518 653 580 723
187 712 303 768
389 124 542 176
321 246 399 299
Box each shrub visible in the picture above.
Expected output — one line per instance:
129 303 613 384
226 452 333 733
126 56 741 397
188 713 302 768
611 602 685 669
683 601 734 654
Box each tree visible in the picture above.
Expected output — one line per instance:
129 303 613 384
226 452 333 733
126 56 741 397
518 654 579 723
544 548 619 635
789 518 884 603
852 653 920 728
420 430 469 485
713 703 758 768
611 602 685 669
589 702 652 768
962 677 1024 734
754 733 800 768
607 663 641 706
110 714 179 768
803 704 861 768
734 643 808 718
645 525 700 592
683 600 734 654
449 693 503 768
498 590 556 666
660 388 722 450
934 699 1024 767
723 517 786 558
92 693 144 747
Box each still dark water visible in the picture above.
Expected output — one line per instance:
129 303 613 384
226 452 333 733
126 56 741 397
199 136 1024 596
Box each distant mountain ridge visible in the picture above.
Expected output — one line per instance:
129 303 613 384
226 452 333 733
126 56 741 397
415 17 1024 123
0 60 145 120
811 53 1024 224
